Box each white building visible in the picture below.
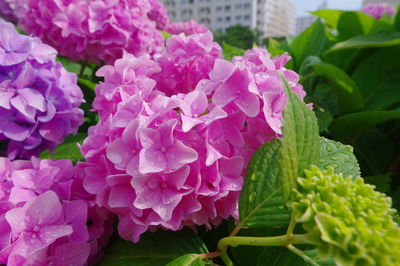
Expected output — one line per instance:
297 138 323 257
363 0 399 6
295 0 328 36
162 0 296 38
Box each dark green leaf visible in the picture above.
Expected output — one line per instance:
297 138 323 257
222 42 245 61
311 62 363 114
291 20 333 70
336 11 382 40
238 140 291 229
40 133 86 162
166 254 205 266
329 111 400 138
256 247 306 266
352 47 400 110
364 174 392 193
326 32 400 53
279 77 320 201
99 230 208 266
394 5 400 31
314 108 334 133
316 137 360 178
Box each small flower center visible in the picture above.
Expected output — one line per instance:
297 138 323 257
161 183 168 189
160 147 167 153
33 226 40 232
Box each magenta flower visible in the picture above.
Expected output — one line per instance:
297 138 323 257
138 119 198 174
0 19 84 160
17 0 164 64
166 20 209 36
148 0 169 30
80 33 306 242
0 157 114 265
362 3 396 19
0 0 18 22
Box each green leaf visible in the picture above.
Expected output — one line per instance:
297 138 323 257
256 247 307 266
238 139 291 229
303 249 336 266
316 137 360 178
314 108 334 133
279 77 320 201
364 174 392 193
291 20 333 70
222 42 245 61
311 62 363 114
352 47 400 110
336 11 381 40
40 133 86 162
326 32 400 53
166 254 205 266
394 5 400 31
78 78 96 91
311 9 343 29
99 230 208 266
329 111 400 138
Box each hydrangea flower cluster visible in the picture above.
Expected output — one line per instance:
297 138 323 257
0 157 114 265
0 0 17 22
17 0 164 64
362 3 396 19
0 19 84 160
165 21 209 36
148 0 169 30
81 31 306 242
293 166 400 266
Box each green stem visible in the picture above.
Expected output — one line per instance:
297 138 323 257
287 244 319 266
217 234 309 253
79 61 88 78
220 252 234 266
286 212 297 237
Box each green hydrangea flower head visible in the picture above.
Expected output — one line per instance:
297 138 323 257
292 166 400 266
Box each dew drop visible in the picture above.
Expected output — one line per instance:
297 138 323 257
326 145 333 152
248 194 255 203
251 173 257 181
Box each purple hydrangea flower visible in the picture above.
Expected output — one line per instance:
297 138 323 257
17 0 164 64
80 31 307 243
0 19 84 160
0 157 114 265
166 20 209 36
0 0 17 22
362 3 396 19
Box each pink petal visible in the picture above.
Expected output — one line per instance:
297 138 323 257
139 150 166 174
236 92 260 117
165 140 197 170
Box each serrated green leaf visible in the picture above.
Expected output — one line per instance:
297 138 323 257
238 139 291 229
329 111 400 138
222 42 245 61
40 133 86 162
279 77 320 201
311 62 363 114
326 32 400 53
166 254 205 266
316 137 360 178
99 230 208 266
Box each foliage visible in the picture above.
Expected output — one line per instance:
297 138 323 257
215 24 259 49
269 8 400 208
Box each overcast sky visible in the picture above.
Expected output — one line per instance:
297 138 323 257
292 0 363 17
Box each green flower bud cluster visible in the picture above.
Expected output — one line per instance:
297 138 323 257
292 166 400 266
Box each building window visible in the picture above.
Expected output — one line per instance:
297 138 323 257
235 4 242 8
244 15 250 20
217 17 223 22
244 3 251 8
188 0 194 3
225 5 231 11
225 16 231 22
235 15 241 20
217 6 222 11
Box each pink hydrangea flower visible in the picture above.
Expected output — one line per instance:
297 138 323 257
362 3 396 19
17 0 164 64
165 20 209 36
0 19 84 160
148 0 169 30
81 32 306 243
0 0 17 22
0 157 114 265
